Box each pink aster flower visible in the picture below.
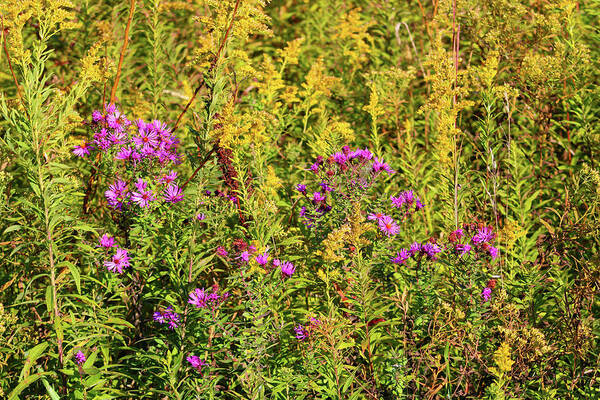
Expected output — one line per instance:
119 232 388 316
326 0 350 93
196 213 206 221
472 226 495 244
372 157 395 175
455 243 472 256
188 288 209 308
312 192 326 203
488 245 499 260
105 179 128 209
255 251 269 266
161 170 178 184
216 246 228 257
99 234 116 248
104 248 130 274
378 215 400 236
131 187 155 208
239 251 250 263
280 261 296 278
115 146 133 161
368 212 386 221
73 142 92 157
481 287 492 302
163 184 183 203
187 355 208 373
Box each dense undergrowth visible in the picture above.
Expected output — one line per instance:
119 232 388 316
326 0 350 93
0 0 599 399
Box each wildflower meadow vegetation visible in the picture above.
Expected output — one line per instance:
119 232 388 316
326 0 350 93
1 0 599 399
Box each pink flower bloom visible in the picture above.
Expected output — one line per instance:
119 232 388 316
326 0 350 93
481 287 492 302
312 192 326 203
239 251 250 263
115 146 133 161
378 215 400 236
105 179 128 208
188 288 209 308
372 157 395 174
133 129 159 150
472 226 495 244
163 184 183 203
216 246 228 257
196 213 206 221
455 243 472 256
488 246 499 260
187 355 208 373
131 187 155 208
104 248 130 274
368 212 385 221
161 170 178 184
73 142 92 157
99 234 116 248
280 261 296 278
255 251 269 266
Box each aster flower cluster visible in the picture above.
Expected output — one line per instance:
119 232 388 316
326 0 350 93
99 234 130 274
74 104 185 212
391 241 443 264
389 223 499 266
294 317 322 341
188 286 229 310
368 212 401 236
390 190 425 214
448 223 499 260
153 307 181 329
74 103 181 164
297 146 394 229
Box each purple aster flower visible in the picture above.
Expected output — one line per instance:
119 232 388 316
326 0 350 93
332 152 348 166
196 213 206 221
163 307 180 329
481 287 492 302
99 234 116 248
188 288 209 308
105 179 128 208
415 198 425 210
390 195 405 208
421 243 443 260
153 311 165 324
372 157 395 175
115 146 133 161
255 251 269 266
92 110 103 122
216 246 228 257
131 187 156 208
187 355 208 372
164 184 184 203
309 162 320 173
75 350 86 365
299 206 307 217
239 251 250 263
455 243 472 256
294 325 307 340
472 226 495 244
73 142 92 157
161 170 178 184
378 215 400 236
368 212 386 221
272 259 281 267
488 246 499 260
296 184 307 193
104 248 130 274
312 192 326 203
409 242 421 256
319 182 334 192
133 128 159 150
280 261 296 278
391 249 410 264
